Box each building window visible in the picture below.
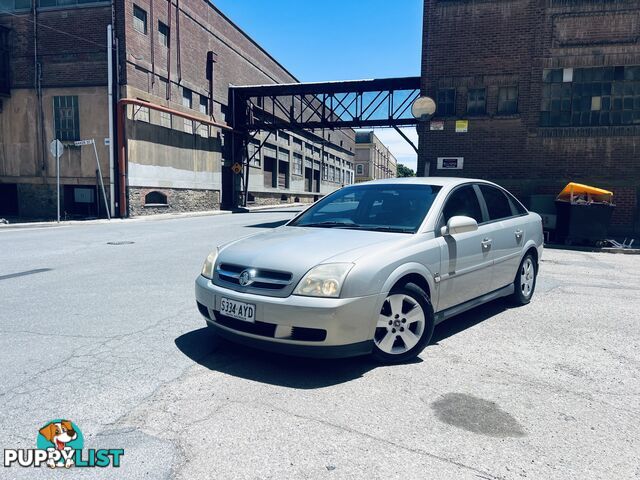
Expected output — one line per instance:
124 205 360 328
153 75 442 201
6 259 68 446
322 164 328 180
437 88 456 116
541 65 640 127
158 21 169 47
160 111 172 128
199 94 208 115
38 0 104 6
293 153 302 175
197 95 208 137
497 86 518 115
467 88 486 116
356 164 364 175
144 191 168 206
1 0 30 10
133 5 148 35
134 101 149 123
0 26 9 96
182 88 193 133
248 141 261 167
53 96 80 141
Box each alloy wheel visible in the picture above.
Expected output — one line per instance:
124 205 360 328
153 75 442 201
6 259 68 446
375 294 426 355
520 257 535 298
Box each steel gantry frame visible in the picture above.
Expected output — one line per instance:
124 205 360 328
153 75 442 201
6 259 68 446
228 76 421 207
231 76 421 131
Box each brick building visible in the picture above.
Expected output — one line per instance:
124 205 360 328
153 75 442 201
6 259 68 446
419 0 640 236
354 130 397 182
0 0 354 219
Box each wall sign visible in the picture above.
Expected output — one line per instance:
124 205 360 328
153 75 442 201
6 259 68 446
455 120 468 133
430 120 444 131
437 157 464 170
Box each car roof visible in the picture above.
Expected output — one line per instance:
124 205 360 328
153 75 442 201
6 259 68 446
354 177 496 188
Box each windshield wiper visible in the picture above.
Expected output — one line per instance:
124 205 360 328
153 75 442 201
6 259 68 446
352 226 415 233
297 221 361 229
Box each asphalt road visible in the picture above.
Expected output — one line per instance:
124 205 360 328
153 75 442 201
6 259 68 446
1 211 638 480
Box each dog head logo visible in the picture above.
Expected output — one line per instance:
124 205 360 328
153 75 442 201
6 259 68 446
38 420 79 451
36 419 83 468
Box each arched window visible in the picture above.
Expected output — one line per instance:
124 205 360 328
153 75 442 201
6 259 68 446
144 191 168 206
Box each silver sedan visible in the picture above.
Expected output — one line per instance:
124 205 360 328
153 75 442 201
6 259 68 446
195 177 543 364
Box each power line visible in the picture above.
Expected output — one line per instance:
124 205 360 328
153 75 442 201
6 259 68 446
0 7 112 50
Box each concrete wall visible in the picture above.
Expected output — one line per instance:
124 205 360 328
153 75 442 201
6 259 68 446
0 4 113 218
0 87 111 218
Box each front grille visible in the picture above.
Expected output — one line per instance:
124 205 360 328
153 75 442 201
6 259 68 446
217 263 293 291
212 312 327 342
213 312 277 337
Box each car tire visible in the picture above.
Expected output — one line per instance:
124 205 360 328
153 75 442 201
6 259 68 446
511 253 537 305
371 283 435 364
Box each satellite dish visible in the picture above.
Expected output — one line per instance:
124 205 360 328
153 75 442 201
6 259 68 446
411 96 437 120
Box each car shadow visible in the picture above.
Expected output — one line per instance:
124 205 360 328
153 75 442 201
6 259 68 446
174 328 396 389
176 299 510 389
432 299 511 343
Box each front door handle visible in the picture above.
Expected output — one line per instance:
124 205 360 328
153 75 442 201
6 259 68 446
481 238 492 249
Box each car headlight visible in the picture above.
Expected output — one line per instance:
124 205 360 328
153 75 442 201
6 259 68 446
201 248 219 279
293 263 353 298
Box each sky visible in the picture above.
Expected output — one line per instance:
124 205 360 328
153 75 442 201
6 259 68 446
213 0 423 171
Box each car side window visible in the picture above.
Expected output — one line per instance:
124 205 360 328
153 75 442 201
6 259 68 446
479 185 513 221
506 191 528 215
442 185 483 224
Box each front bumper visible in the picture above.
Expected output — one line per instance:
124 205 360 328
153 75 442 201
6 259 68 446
195 275 383 358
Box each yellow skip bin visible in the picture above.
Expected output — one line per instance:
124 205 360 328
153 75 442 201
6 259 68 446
556 182 614 204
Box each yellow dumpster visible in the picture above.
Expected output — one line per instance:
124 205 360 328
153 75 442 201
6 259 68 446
555 183 615 245
556 182 613 204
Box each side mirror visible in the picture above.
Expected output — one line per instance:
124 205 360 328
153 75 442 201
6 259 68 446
440 215 478 236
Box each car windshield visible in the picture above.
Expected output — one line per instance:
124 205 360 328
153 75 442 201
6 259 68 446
289 184 442 233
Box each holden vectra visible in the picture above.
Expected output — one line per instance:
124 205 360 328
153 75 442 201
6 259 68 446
195 178 543 364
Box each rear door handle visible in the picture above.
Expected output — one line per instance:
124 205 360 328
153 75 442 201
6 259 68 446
515 229 523 240
481 238 492 249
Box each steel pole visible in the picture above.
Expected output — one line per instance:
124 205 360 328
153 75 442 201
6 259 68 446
107 25 115 217
92 139 111 220
56 141 60 222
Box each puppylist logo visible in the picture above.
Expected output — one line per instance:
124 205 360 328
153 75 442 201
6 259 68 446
3 419 124 469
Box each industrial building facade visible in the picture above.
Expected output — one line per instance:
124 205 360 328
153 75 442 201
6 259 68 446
419 0 640 236
0 0 355 219
354 130 397 182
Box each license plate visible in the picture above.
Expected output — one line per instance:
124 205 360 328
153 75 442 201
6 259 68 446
220 297 256 323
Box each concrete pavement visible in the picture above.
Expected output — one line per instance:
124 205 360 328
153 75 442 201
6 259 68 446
0 211 638 479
